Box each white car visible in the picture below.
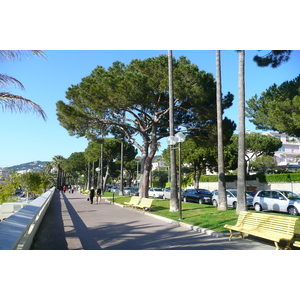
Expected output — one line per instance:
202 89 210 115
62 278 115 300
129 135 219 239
253 190 300 215
163 187 171 199
212 189 253 208
148 187 164 198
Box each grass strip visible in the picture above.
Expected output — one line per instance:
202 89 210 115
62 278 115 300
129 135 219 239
109 195 300 235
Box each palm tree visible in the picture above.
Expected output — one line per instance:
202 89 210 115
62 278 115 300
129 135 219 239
168 50 178 212
52 155 65 189
0 50 47 120
236 50 247 214
216 50 227 210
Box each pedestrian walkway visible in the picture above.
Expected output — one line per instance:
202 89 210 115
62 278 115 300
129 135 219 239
31 190 275 250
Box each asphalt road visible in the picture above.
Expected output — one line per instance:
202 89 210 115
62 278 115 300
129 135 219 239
30 190 276 250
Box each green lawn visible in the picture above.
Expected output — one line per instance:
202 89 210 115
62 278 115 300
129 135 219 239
108 194 300 235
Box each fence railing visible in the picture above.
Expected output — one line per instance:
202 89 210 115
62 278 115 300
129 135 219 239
0 187 55 250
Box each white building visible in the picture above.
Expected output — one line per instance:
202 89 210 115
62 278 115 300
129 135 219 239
0 168 9 180
263 132 300 171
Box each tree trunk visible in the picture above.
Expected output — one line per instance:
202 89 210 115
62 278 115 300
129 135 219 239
102 164 110 192
168 50 178 212
138 157 151 197
216 50 227 210
237 50 247 214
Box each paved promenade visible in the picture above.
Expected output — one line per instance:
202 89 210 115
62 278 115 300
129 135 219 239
30 190 275 250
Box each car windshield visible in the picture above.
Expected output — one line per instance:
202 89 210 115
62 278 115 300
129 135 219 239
279 191 300 200
153 188 162 191
229 190 237 197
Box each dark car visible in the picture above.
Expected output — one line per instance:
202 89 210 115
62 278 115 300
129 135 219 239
182 189 213 204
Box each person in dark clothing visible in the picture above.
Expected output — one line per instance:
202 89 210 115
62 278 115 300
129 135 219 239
96 187 102 204
89 187 95 204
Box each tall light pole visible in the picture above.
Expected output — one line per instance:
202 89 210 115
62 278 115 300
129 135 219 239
176 132 186 219
167 131 186 220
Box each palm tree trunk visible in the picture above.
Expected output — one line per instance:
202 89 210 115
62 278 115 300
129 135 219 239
168 50 178 212
237 50 247 214
216 50 227 210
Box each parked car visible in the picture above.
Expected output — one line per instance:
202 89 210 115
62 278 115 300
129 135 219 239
105 185 113 192
130 187 139 196
163 187 171 200
148 187 164 198
124 187 135 195
252 190 300 215
110 186 119 193
247 191 258 197
212 189 253 208
182 189 212 204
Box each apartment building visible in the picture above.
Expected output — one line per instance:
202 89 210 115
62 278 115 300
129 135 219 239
263 132 300 170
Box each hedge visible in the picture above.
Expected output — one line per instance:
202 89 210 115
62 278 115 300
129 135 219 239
256 173 300 183
200 174 300 183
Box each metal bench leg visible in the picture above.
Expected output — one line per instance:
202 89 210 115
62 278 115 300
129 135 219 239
274 241 292 250
228 230 244 241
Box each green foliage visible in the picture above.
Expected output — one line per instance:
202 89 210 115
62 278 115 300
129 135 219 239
0 173 20 204
251 155 277 173
257 173 300 183
56 54 235 196
253 50 292 68
229 132 282 173
246 75 300 136
19 172 42 194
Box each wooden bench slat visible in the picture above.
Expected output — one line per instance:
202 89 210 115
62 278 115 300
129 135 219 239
293 241 300 248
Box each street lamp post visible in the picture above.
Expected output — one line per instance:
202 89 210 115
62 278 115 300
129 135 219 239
176 132 186 220
167 131 186 220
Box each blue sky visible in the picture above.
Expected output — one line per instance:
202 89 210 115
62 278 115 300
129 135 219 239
1 50 299 167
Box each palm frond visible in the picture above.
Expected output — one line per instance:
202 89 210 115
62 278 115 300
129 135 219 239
0 50 47 61
0 92 47 121
0 74 25 90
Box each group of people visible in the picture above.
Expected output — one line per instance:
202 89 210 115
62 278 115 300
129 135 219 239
88 187 102 204
63 185 78 193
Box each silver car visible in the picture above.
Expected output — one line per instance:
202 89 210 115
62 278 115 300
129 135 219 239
212 189 253 208
253 190 300 215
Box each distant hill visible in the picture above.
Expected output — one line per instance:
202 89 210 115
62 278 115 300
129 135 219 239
7 161 50 172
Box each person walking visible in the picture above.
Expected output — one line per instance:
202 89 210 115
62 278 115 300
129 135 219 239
96 187 102 204
63 186 67 193
89 187 95 204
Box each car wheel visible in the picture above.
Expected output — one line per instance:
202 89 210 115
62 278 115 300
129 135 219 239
287 206 299 216
232 201 237 209
183 197 187 202
212 199 218 206
198 198 203 204
254 203 262 212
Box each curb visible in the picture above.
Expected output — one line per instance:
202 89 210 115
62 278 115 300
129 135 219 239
105 199 229 238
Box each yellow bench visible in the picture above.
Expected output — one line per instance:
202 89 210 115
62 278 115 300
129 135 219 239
124 196 140 207
132 197 153 211
224 211 298 250
293 241 300 248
